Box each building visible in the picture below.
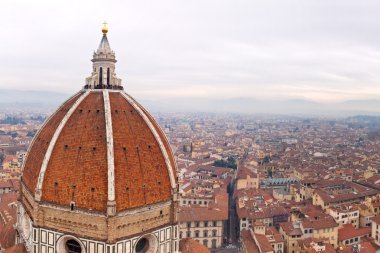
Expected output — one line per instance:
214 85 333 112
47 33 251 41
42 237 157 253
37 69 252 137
16 24 180 253
297 238 336 253
240 224 284 253
328 205 359 228
278 222 302 253
178 192 228 249
279 216 339 253
312 181 378 210
371 216 380 246
337 224 371 247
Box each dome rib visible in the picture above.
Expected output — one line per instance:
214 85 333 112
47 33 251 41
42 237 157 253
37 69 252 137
22 90 177 214
21 91 84 194
120 92 176 190
127 95 177 180
102 90 116 215
40 92 108 212
35 91 90 201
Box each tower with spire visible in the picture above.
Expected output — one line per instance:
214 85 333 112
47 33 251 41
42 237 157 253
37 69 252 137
16 22 180 253
85 22 123 90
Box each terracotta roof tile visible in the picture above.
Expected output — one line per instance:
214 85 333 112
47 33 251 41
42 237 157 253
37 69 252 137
21 90 177 213
22 92 83 193
179 238 210 253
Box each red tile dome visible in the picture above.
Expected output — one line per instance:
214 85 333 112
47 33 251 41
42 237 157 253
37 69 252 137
21 90 177 214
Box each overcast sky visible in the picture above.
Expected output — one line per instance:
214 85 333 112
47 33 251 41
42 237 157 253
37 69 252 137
1 0 380 102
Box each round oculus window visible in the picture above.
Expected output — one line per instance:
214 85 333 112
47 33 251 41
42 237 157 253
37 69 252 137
135 238 149 253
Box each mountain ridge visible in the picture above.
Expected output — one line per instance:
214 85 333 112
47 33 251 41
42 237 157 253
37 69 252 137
0 89 379 116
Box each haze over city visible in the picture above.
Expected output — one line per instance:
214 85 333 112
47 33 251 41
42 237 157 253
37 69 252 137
2 1 380 253
1 0 380 115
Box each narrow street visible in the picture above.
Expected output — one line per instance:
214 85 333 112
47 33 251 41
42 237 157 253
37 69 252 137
213 180 239 253
228 187 238 245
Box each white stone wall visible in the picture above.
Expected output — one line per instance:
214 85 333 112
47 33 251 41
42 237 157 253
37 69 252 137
23 224 178 253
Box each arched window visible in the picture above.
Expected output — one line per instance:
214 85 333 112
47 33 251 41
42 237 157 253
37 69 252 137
66 239 81 253
107 68 110 85
212 239 217 249
99 67 103 85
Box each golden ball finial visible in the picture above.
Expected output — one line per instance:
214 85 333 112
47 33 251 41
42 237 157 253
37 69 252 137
102 21 108 34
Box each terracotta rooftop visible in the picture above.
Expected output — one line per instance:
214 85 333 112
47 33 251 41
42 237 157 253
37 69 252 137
255 233 275 252
371 215 380 224
302 216 338 230
21 90 177 213
279 222 303 236
338 224 371 241
240 230 259 253
179 192 228 222
179 238 210 253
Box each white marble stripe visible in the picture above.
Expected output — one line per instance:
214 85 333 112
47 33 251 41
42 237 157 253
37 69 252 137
103 90 116 202
21 91 82 174
121 92 177 190
35 91 90 200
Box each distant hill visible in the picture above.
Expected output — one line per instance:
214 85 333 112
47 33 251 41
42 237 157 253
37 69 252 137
0 89 71 112
0 89 379 116
142 97 380 116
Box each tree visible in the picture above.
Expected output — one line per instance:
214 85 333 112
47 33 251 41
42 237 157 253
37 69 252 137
27 130 37 137
0 153 4 164
213 156 237 169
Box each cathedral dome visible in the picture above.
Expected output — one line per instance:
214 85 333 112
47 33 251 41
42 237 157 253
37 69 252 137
21 89 177 214
18 24 179 253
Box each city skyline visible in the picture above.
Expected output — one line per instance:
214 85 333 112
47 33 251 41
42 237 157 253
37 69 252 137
1 0 380 104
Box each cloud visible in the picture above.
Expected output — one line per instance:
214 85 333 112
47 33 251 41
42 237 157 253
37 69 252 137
0 0 380 102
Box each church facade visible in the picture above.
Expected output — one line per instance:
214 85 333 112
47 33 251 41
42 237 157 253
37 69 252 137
16 24 179 253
